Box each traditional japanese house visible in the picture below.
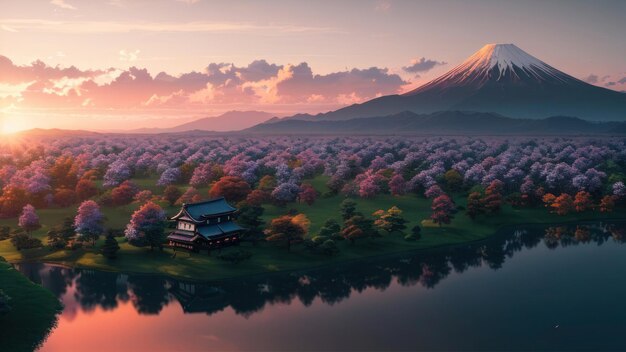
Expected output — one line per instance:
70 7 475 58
167 197 244 252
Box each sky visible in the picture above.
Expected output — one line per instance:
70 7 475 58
1 0 625 132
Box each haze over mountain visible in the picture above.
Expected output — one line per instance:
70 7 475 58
124 111 275 133
282 44 626 122
247 111 626 135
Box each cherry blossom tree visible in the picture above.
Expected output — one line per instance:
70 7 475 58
19 204 40 233
431 194 455 226
74 200 104 245
124 201 166 249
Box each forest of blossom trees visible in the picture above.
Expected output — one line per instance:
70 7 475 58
0 135 624 250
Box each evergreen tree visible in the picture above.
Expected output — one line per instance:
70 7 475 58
237 204 265 245
340 198 358 220
101 235 120 259
318 218 341 239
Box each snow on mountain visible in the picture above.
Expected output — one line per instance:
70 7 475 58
405 43 580 95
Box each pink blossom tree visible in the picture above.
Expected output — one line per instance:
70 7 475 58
74 200 104 245
19 204 41 233
124 201 166 250
389 174 406 196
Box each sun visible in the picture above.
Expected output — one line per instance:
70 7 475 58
0 113 31 134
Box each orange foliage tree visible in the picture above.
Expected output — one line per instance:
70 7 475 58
209 176 251 203
573 191 593 212
550 193 574 215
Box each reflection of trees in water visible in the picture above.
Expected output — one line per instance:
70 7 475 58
74 270 128 312
127 276 171 315
17 221 626 318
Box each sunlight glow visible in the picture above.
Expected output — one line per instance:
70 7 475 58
1 112 31 134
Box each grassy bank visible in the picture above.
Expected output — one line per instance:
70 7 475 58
0 257 63 352
0 175 621 281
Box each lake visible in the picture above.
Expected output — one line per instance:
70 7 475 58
17 221 626 351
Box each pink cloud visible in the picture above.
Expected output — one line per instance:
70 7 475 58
0 55 410 114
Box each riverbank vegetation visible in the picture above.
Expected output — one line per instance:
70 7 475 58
0 256 62 352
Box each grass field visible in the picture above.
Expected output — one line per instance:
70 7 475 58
0 257 63 352
0 175 621 281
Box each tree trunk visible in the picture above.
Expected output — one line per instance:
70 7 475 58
286 239 291 252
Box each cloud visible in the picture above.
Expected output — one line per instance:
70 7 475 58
0 19 338 35
0 55 409 114
402 57 447 74
583 74 598 84
119 49 140 62
0 55 108 84
175 0 200 4
584 73 626 90
50 0 76 10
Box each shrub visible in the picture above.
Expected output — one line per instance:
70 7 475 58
0 226 11 240
10 233 43 250
101 235 120 259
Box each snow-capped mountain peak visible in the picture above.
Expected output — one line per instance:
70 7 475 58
407 43 576 92
470 43 551 74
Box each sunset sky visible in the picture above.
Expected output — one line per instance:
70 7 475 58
1 0 625 132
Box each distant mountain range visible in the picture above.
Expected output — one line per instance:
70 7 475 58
124 111 275 133
247 111 626 135
279 44 626 122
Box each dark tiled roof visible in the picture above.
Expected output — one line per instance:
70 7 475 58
196 221 245 239
197 224 223 238
183 197 236 221
218 222 245 234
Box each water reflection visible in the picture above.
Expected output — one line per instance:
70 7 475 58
17 221 626 318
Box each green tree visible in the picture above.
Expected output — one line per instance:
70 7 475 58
0 226 11 240
319 239 339 256
10 233 43 250
318 218 341 240
340 198 358 220
144 223 166 251
237 204 265 245
47 217 76 250
101 235 120 259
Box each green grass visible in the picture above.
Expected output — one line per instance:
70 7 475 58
0 257 63 352
0 174 621 281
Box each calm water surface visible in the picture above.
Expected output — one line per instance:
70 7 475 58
18 221 626 351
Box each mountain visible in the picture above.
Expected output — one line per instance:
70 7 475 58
286 44 626 122
247 111 626 135
127 111 275 133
